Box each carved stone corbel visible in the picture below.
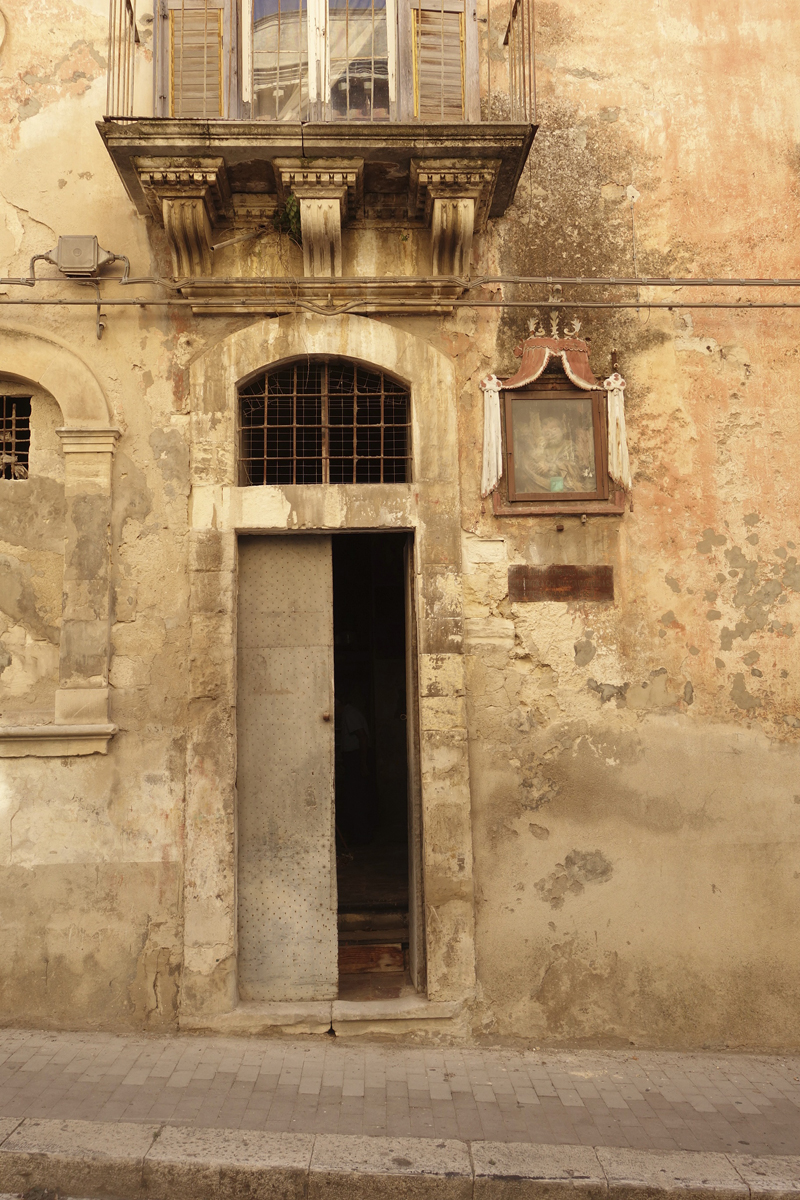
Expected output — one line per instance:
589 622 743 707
135 157 231 278
409 159 501 277
274 159 364 278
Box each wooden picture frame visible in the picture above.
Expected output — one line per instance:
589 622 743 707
504 376 609 504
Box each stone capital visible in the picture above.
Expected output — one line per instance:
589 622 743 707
409 158 501 232
273 158 364 220
56 428 121 454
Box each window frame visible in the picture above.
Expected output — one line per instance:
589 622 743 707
0 394 32 481
156 0 237 116
237 356 413 487
503 377 610 505
155 0 478 120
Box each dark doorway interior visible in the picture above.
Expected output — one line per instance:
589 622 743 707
333 532 415 1000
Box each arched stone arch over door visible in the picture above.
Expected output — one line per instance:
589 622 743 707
181 314 476 1032
0 325 120 756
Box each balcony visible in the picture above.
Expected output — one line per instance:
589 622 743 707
98 0 536 307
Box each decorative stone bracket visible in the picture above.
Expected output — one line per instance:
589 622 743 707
135 157 232 278
274 159 364 278
410 159 501 276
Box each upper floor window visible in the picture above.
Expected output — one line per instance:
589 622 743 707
0 396 31 480
155 0 477 120
239 358 411 485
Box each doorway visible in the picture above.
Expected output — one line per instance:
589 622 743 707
236 532 422 1005
333 532 417 1000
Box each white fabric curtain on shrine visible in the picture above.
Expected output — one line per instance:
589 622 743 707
480 374 503 498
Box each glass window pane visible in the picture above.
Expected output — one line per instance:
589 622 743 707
511 397 597 494
253 0 308 119
329 0 389 120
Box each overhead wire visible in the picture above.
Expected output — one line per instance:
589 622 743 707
3 267 800 317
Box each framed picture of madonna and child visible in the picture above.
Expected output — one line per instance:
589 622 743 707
504 381 609 503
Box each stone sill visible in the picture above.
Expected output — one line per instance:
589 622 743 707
97 118 535 220
181 996 463 1037
0 724 117 757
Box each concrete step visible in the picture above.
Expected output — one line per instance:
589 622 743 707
1 1116 799 1200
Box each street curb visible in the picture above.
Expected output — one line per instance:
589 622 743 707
0 1117 798 1200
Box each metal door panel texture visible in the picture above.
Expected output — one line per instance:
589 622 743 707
237 536 337 1002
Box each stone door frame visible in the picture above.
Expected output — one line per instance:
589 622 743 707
181 313 476 1027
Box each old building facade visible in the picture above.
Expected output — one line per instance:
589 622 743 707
0 0 798 1046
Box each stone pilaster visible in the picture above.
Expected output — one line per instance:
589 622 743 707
55 428 120 725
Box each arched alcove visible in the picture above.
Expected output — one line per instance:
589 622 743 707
0 326 120 756
0 324 113 428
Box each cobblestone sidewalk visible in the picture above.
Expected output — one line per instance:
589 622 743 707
0 1030 798 1155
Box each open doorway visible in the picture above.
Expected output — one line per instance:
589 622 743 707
333 532 418 1000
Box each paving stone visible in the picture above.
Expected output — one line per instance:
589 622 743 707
144 1124 313 1200
596 1148 749 1200
0 1117 159 1198
729 1154 800 1198
473 1141 606 1200
1 1034 800 1154
309 1133 472 1200
0 1123 21 1146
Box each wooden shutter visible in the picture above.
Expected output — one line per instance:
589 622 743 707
168 1 224 116
411 0 465 120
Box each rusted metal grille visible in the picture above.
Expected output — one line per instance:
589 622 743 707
106 0 138 117
0 397 31 480
239 360 410 485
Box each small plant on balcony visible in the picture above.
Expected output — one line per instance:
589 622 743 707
272 195 303 247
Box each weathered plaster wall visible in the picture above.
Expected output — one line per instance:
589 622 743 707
0 0 188 1029
0 0 798 1043
457 0 800 1046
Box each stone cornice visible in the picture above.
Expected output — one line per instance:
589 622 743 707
180 277 467 314
56 428 121 454
0 724 118 757
98 120 535 221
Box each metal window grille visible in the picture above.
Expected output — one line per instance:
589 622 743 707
239 360 410 485
106 0 138 117
0 397 31 480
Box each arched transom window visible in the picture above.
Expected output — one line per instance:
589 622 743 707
239 358 411 486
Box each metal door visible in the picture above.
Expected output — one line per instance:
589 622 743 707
237 536 337 1001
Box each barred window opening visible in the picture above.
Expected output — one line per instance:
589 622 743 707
239 359 410 486
0 396 31 480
